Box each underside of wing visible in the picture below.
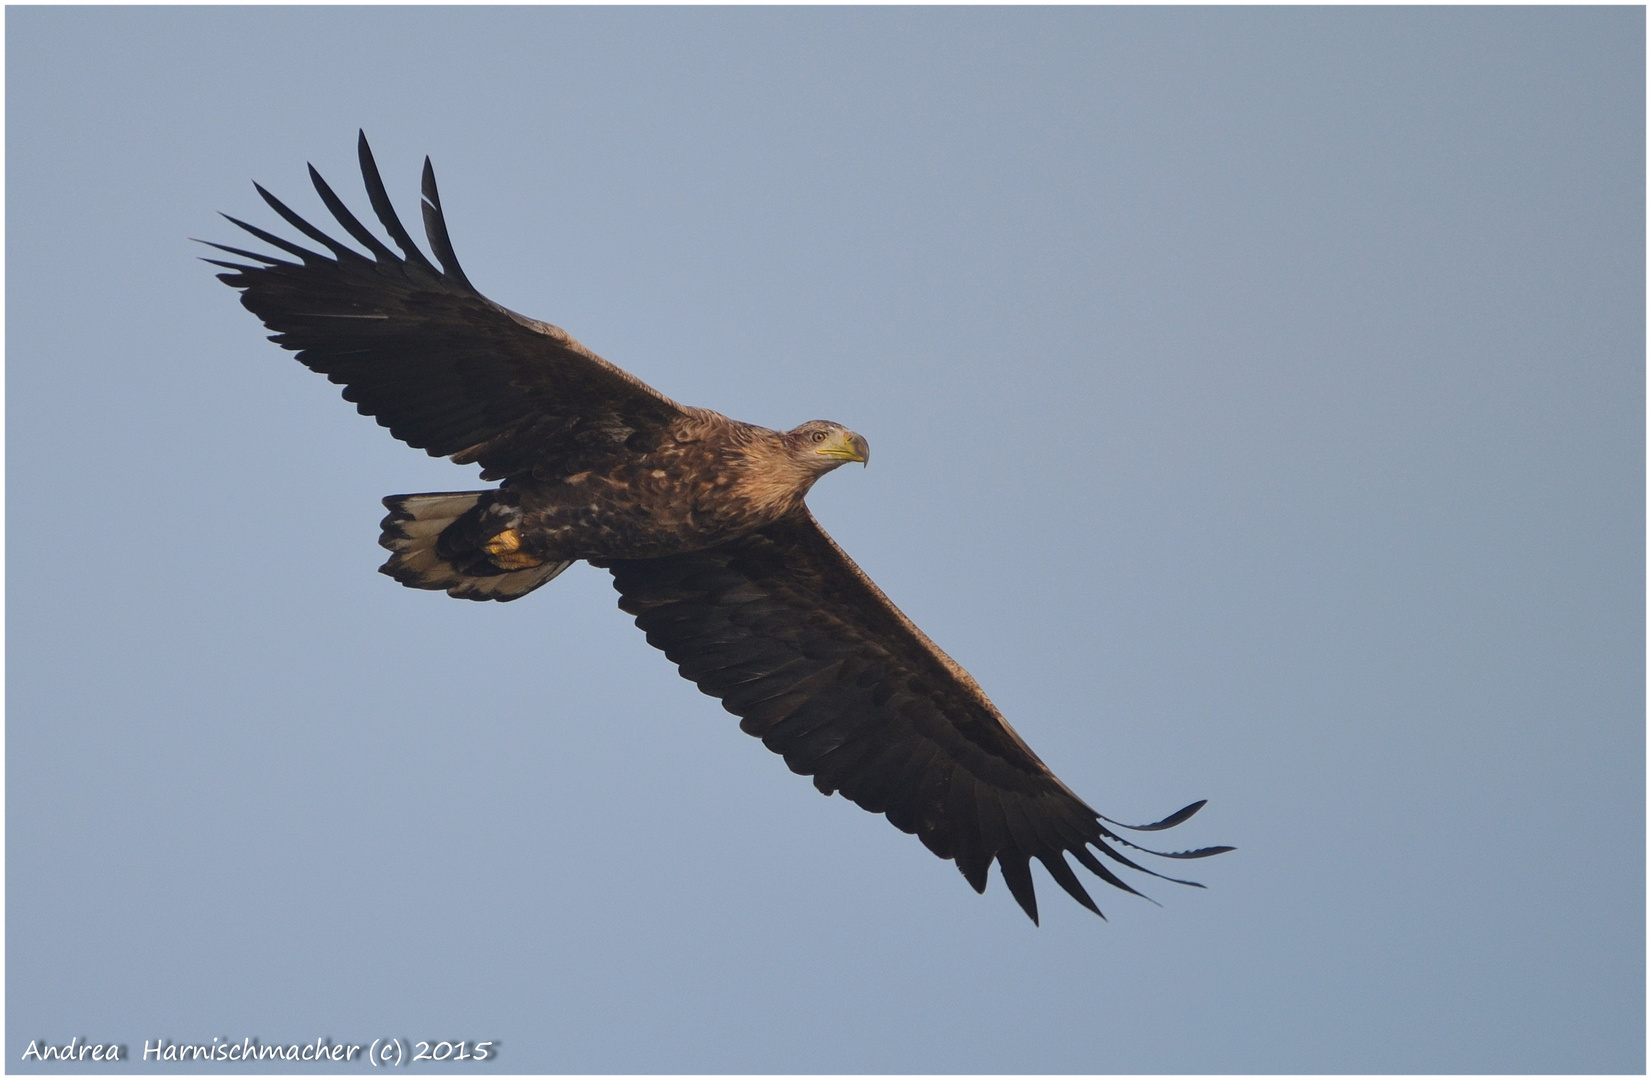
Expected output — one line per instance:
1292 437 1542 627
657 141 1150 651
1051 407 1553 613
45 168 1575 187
205 131 685 481
600 511 1231 923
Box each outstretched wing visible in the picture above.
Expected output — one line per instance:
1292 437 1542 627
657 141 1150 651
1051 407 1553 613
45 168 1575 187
205 131 686 482
600 511 1231 923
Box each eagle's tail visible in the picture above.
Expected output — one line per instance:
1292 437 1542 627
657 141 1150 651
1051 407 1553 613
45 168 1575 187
378 491 572 602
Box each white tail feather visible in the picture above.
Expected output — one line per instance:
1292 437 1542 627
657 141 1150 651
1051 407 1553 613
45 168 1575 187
378 491 571 602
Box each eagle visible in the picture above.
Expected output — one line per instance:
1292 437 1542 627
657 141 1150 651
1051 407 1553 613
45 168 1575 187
205 133 1230 924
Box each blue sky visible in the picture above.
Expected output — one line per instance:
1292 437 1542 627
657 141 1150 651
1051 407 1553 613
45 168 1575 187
7 6 1644 1073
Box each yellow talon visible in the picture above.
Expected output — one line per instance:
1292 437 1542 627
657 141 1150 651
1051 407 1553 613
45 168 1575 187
483 529 543 570
484 529 522 555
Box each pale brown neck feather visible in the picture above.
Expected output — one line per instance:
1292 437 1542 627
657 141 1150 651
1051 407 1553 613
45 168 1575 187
735 430 823 520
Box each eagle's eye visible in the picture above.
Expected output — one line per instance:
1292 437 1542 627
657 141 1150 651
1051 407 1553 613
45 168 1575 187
811 430 826 442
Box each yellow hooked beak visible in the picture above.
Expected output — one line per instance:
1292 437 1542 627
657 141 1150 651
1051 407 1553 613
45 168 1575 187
815 430 870 465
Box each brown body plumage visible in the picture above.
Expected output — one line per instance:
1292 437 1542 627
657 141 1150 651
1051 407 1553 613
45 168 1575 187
206 133 1228 923
512 413 866 563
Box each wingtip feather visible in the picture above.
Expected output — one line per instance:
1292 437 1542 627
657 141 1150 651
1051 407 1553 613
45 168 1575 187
419 155 476 291
356 131 440 274
998 853 1040 925
1100 799 1208 832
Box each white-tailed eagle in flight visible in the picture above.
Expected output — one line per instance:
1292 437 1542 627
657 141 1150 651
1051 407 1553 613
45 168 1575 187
205 133 1230 923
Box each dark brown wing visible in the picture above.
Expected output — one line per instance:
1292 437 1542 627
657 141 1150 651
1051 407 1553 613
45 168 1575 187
205 132 685 482
599 510 1231 923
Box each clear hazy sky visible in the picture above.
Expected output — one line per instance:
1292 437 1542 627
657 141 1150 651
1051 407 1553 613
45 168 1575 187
7 6 1643 1074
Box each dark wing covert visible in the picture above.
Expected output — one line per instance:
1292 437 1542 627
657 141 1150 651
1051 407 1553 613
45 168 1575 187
204 131 685 482
600 510 1232 923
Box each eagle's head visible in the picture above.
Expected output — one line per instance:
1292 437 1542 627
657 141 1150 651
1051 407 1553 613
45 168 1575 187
737 420 870 519
787 420 870 472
